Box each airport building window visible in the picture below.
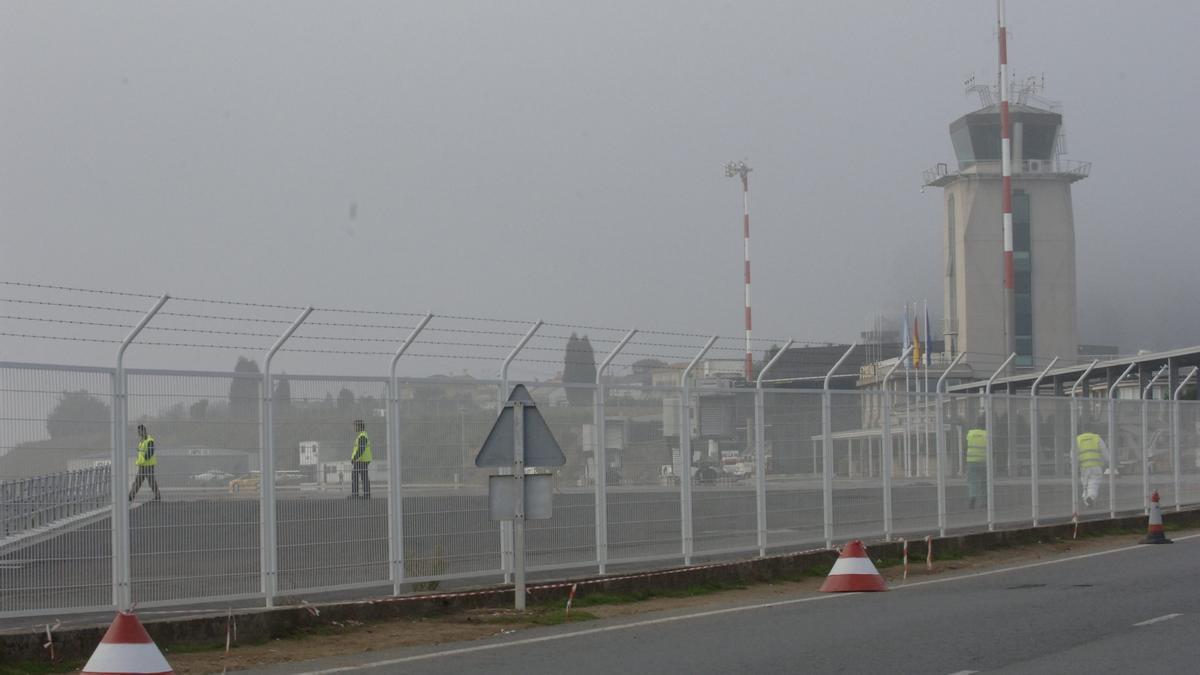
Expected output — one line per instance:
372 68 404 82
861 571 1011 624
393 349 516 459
1013 191 1033 367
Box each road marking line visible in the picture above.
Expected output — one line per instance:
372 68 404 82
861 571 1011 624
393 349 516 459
290 533 1200 674
290 592 859 673
1134 613 1181 627
947 671 978 675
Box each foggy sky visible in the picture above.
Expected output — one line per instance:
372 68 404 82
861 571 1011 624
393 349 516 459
3 1 1198 373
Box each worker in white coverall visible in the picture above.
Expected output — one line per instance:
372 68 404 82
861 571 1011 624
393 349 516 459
1075 427 1110 509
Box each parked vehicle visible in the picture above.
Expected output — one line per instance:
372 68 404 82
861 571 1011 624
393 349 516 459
192 470 234 484
228 470 305 493
228 473 261 493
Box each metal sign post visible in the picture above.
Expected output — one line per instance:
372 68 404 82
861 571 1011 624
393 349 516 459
476 385 565 611
512 400 526 609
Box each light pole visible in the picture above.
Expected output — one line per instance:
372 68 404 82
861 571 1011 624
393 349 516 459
724 160 754 382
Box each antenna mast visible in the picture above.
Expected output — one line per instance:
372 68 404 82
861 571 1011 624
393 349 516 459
998 0 1016 370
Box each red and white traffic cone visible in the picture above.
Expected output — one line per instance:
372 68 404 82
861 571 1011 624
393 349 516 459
1139 490 1172 545
819 540 887 592
81 611 173 674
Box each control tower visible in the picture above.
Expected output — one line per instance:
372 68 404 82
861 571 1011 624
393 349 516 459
924 82 1089 371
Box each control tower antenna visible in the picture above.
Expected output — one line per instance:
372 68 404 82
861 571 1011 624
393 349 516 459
998 0 1016 370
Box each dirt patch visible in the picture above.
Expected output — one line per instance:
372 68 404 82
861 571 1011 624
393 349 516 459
163 614 532 674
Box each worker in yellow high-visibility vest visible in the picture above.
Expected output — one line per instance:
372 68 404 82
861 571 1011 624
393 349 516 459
1075 427 1110 508
965 416 988 510
349 419 372 499
128 424 161 502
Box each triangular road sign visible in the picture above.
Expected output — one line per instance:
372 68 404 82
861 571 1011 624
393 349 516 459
475 385 566 468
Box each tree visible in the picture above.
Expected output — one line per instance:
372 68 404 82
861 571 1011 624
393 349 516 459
562 333 596 407
273 375 293 417
630 358 668 386
189 399 209 421
337 387 355 412
46 390 111 439
228 357 261 421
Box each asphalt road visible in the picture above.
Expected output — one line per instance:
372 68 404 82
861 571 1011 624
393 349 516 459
1 478 1098 616
245 533 1200 675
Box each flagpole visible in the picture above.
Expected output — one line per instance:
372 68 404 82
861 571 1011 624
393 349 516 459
902 302 912 475
923 300 931 476
904 304 910 478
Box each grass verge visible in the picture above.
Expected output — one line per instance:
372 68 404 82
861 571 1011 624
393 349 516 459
568 579 748 609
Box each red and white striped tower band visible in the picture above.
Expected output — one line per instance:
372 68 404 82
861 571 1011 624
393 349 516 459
725 160 753 381
998 0 1015 362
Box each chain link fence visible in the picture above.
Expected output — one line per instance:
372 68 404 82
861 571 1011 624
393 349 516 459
2 282 1198 620
6 357 1199 620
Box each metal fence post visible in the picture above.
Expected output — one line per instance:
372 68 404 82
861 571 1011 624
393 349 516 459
935 353 964 537
111 293 168 611
881 347 911 542
822 344 857 550
497 320 542 583
1029 358 1059 527
680 336 718 565
1142 366 1167 514
1173 368 1197 512
1107 363 1136 519
755 340 793 557
388 313 432 595
985 354 1015 532
595 328 636 574
260 306 313 607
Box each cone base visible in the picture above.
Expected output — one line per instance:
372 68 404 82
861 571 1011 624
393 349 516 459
1139 533 1173 544
819 573 888 593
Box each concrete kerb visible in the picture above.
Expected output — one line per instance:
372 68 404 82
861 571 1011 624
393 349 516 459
6 507 1200 664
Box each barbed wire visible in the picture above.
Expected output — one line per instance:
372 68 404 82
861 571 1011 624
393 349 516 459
0 319 788 364
0 317 812 364
0 331 122 344
0 280 853 361
0 280 159 300
0 315 132 330
3 305 1127 374
0 297 146 314
0 299 809 355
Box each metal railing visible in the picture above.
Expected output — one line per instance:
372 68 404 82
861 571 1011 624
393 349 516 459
1 466 111 538
923 158 1091 185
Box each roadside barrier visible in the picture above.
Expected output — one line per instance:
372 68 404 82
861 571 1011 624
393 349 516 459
819 540 887 593
80 611 173 675
1139 491 1172 545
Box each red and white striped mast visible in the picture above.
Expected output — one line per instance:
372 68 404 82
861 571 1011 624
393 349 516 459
998 1 1016 365
725 160 754 381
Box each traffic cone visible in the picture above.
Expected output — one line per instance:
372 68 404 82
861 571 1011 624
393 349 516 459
81 611 173 674
1139 490 1172 545
819 540 888 592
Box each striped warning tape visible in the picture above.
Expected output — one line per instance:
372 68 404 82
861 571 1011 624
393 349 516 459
564 582 579 622
42 619 60 662
64 546 840 626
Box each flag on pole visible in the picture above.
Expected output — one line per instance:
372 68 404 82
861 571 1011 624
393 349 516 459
912 310 922 368
902 303 911 369
924 300 932 368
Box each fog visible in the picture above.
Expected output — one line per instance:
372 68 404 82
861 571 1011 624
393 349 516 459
2 1 1198 374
